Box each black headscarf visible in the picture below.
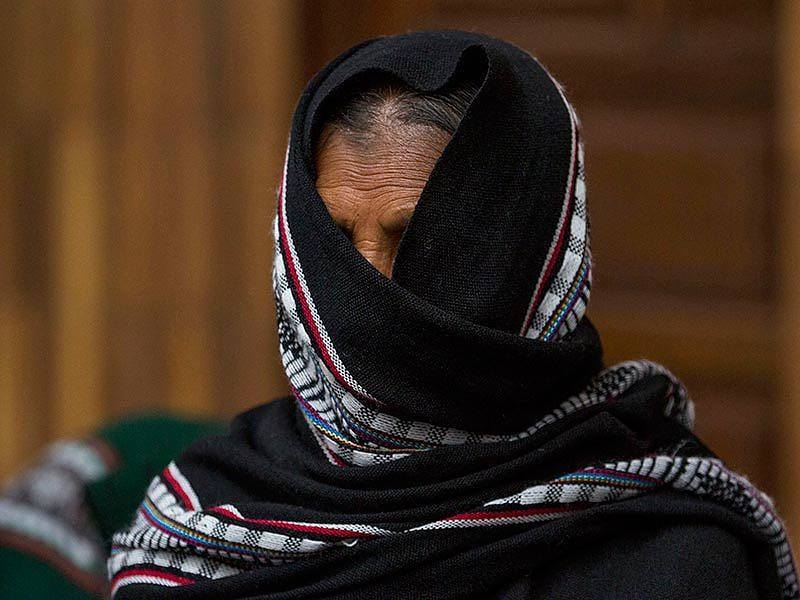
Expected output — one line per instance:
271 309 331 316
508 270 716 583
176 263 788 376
109 31 797 599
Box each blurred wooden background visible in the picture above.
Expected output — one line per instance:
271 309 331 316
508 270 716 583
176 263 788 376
3 0 800 541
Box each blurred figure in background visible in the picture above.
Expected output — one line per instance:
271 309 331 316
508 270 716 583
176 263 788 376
0 415 222 598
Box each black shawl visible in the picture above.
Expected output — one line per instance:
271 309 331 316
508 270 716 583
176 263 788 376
109 31 798 599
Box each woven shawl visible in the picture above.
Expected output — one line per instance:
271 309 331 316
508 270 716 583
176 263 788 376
109 31 798 599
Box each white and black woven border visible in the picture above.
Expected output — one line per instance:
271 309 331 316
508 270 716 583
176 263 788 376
109 454 799 598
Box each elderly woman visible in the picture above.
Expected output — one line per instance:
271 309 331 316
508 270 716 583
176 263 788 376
102 31 797 599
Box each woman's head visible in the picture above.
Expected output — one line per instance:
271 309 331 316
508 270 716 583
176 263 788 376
276 31 597 434
315 76 478 276
295 32 589 338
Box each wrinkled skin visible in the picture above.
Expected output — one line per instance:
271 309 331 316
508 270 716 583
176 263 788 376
315 124 451 277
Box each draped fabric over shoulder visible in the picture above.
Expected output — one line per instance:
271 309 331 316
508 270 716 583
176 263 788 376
108 31 798 600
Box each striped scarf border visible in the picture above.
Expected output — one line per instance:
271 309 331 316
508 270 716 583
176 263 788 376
520 80 591 341
108 453 799 598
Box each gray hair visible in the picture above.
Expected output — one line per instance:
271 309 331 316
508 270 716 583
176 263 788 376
316 75 479 149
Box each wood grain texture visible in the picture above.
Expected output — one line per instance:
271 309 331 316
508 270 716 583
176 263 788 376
51 121 106 437
777 0 800 550
0 1 300 470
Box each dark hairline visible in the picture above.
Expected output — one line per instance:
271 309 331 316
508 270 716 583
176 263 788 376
315 73 479 151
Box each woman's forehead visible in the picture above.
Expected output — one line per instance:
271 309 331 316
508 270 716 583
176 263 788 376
315 120 449 228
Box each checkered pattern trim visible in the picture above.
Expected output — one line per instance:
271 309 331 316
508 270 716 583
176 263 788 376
275 147 377 403
110 568 196 598
521 80 591 341
276 239 689 467
108 455 798 598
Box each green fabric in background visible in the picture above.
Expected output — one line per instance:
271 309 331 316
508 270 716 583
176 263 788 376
87 414 226 542
0 413 225 599
0 547 95 600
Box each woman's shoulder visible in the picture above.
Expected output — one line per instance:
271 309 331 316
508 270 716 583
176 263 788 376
498 521 761 600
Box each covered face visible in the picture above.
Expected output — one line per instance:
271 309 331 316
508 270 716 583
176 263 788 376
274 30 598 464
314 75 475 278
